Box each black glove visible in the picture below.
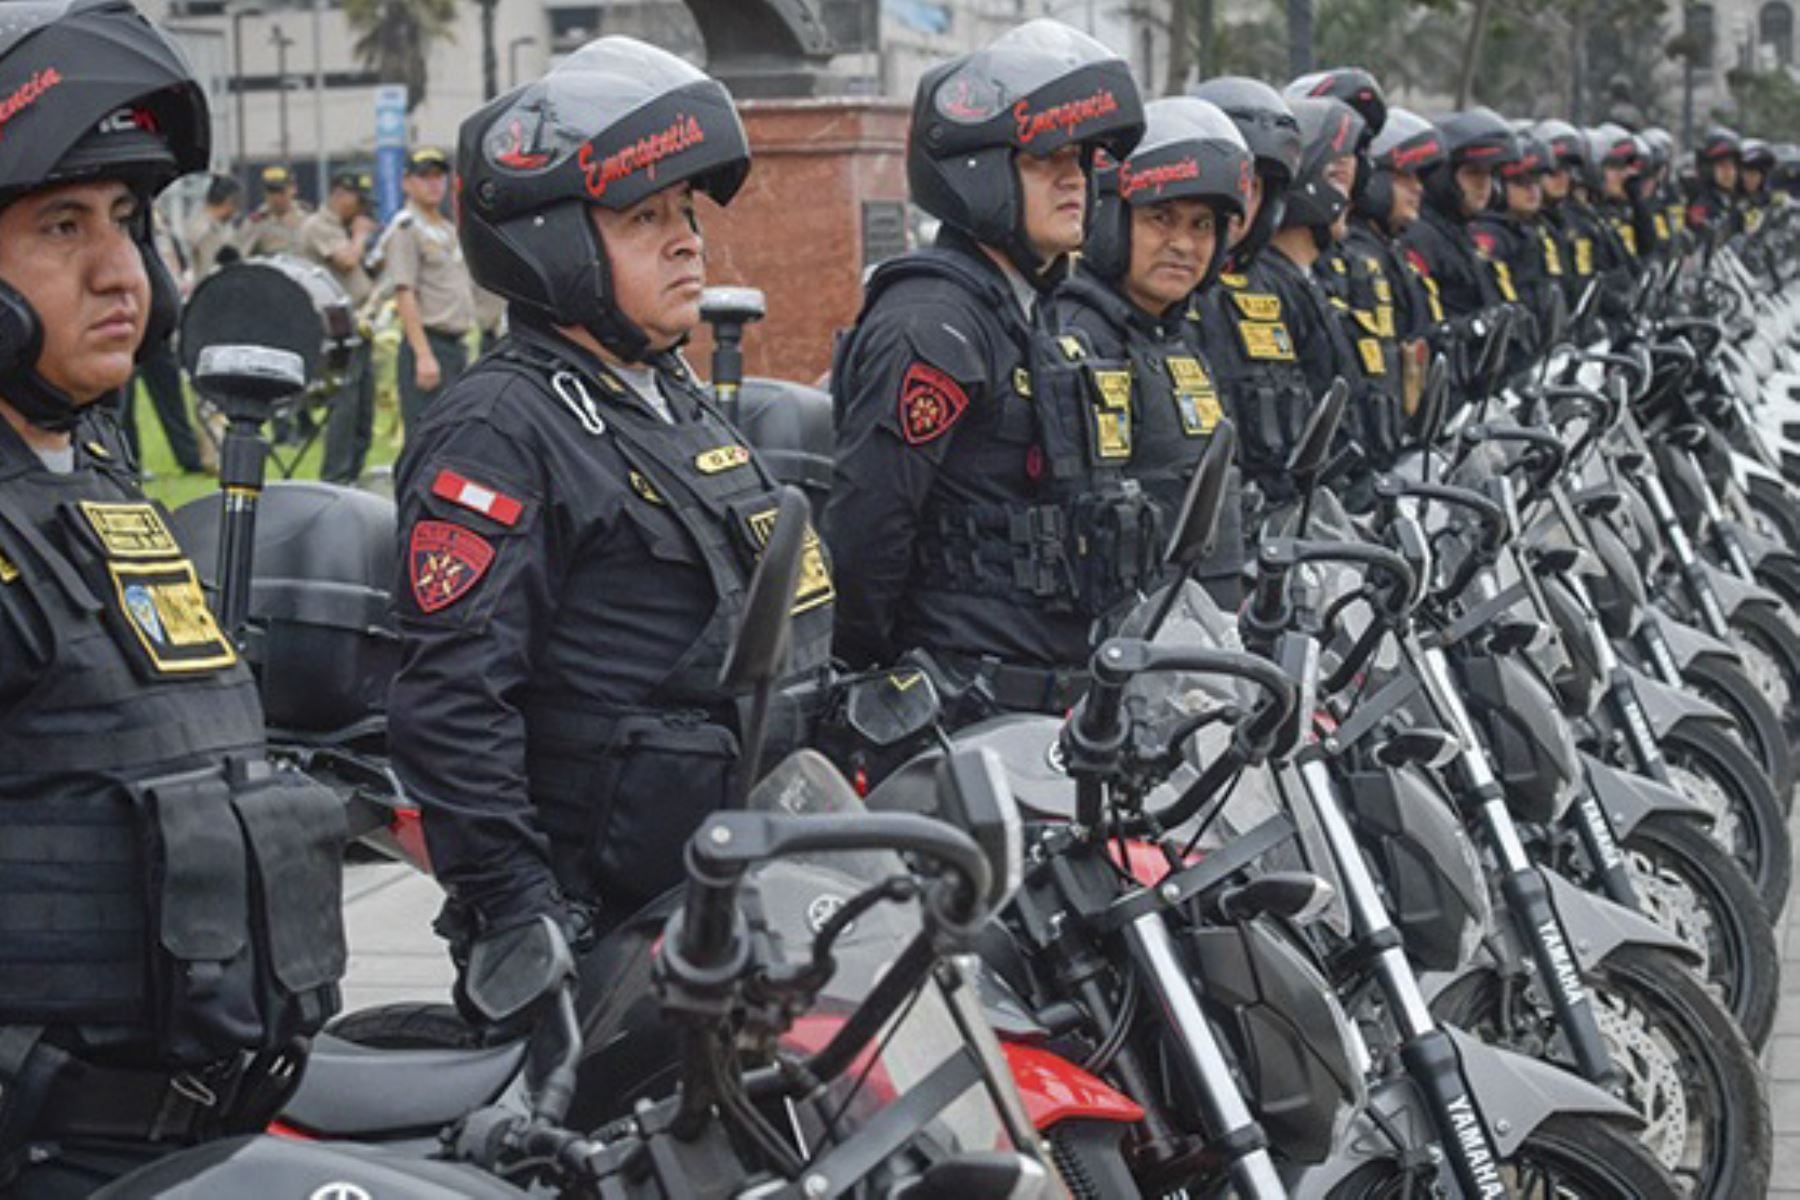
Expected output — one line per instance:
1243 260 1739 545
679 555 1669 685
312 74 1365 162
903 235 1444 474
441 895 595 1039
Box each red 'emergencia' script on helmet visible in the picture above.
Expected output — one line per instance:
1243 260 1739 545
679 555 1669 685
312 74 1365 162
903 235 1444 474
1119 157 1200 200
0 68 61 143
579 113 706 200
1014 89 1119 145
1390 139 1441 171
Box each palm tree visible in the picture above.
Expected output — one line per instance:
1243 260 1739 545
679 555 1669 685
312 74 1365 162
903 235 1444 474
343 0 459 112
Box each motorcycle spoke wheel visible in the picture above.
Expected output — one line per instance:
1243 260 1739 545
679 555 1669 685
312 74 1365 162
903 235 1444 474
1681 654 1796 811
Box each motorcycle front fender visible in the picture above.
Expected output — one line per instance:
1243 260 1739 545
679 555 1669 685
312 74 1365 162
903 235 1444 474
1580 751 1713 838
1620 662 1735 740
1642 608 1740 671
1284 1076 1441 1200
1698 556 1784 617
1443 1026 1642 1157
1542 865 1701 970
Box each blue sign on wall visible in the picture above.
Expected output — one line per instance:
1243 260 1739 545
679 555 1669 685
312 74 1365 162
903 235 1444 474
373 84 408 224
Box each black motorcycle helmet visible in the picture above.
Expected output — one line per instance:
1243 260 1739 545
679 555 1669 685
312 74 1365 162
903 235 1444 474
1741 137 1775 188
1278 96 1365 235
1189 77 1301 268
1495 133 1548 214
1421 107 1517 221
1533 117 1585 189
1286 67 1385 207
458 36 751 363
0 0 209 432
909 19 1143 279
1579 123 1638 196
1084 96 1251 291
1354 105 1442 228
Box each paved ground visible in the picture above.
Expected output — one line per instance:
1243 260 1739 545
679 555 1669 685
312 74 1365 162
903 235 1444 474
1768 804 1800 1197
339 859 455 1013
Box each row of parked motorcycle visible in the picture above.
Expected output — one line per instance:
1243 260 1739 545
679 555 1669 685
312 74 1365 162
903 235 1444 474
96 210 1800 1196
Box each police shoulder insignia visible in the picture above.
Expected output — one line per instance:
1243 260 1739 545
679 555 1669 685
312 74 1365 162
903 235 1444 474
1217 272 1249 289
629 470 666 505
898 362 969 446
410 520 496 614
694 445 752 474
431 468 524 525
1404 248 1431 278
1471 230 1497 259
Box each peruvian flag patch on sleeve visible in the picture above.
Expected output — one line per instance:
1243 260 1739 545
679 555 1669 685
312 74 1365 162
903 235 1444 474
410 520 496 613
430 468 523 526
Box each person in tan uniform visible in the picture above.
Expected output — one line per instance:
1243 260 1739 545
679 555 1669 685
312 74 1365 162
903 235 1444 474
183 173 240 279
383 146 473 432
239 163 310 258
300 171 378 482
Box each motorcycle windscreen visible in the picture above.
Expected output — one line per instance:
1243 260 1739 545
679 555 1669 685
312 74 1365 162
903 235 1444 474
747 750 1019 1159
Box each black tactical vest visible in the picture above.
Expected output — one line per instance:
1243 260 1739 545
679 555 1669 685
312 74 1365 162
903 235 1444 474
1195 261 1316 495
847 249 1161 622
0 420 344 1061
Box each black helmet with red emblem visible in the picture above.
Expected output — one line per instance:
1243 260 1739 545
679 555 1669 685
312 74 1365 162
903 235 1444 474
1279 96 1365 231
457 36 751 362
1421 107 1517 220
1285 67 1386 148
908 19 1144 277
1741 137 1775 173
1533 118 1585 173
1696 125 1742 168
0 0 210 431
1083 96 1251 290
1188 76 1301 266
1354 105 1442 227
1578 123 1639 194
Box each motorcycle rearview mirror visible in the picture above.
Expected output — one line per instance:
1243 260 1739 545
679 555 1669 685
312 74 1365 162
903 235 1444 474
721 485 810 800
701 286 767 408
1165 418 1236 568
845 666 942 747
1287 377 1349 482
935 747 1023 910
193 344 308 420
462 914 575 1026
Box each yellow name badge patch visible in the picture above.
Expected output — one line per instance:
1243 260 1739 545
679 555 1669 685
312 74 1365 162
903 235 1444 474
1574 238 1594 277
1490 260 1518 303
1541 234 1564 277
108 559 236 673
1231 292 1282 322
79 501 179 559
695 445 752 474
746 510 835 615
1237 320 1296 362
1358 337 1388 376
1165 356 1220 435
1090 369 1133 460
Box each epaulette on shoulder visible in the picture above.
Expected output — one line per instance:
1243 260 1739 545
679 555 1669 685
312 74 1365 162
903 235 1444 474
1217 272 1249 289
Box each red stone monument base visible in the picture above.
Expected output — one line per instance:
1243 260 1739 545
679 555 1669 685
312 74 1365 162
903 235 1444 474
684 98 910 388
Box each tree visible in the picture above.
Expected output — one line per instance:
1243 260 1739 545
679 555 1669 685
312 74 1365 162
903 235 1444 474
342 0 459 112
1728 66 1800 140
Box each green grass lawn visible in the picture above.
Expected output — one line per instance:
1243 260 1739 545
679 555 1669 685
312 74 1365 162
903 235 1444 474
135 343 406 512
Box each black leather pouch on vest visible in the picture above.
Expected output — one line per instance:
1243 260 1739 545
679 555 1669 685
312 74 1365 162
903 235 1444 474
527 708 739 909
132 763 345 1064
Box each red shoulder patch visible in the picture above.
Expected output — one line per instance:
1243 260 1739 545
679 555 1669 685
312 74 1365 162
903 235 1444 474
1471 230 1497 258
1405 248 1432 278
430 468 523 526
898 362 970 446
410 520 496 613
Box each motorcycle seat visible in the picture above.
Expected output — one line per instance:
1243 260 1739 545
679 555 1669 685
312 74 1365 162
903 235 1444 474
280 1032 526 1137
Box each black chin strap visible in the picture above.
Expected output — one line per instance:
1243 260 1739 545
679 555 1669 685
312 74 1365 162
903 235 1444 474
0 368 80 434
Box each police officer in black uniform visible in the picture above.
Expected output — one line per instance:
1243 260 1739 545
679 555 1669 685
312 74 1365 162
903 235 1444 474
1289 68 1412 459
1343 106 1444 425
0 3 346 1192
1051 97 1252 603
1688 126 1742 239
1188 78 1315 500
1259 96 1388 464
1470 134 1562 359
823 20 1147 715
1740 138 1776 235
388 39 834 965
1535 118 1605 308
